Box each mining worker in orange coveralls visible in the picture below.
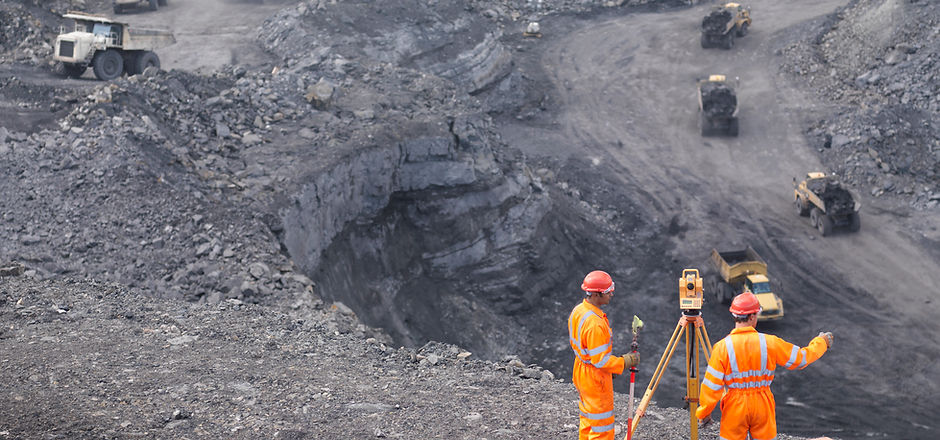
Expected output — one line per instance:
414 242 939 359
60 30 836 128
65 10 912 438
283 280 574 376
568 270 639 440
697 291 834 440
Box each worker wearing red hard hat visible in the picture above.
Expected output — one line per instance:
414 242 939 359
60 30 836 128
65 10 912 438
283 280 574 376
568 270 640 439
697 291 834 440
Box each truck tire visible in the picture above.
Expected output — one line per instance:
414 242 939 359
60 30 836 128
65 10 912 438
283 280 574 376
810 207 825 234
701 114 712 136
724 32 735 50
158 0 168 5
795 196 810 216
700 34 709 49
737 22 749 37
63 63 86 78
135 51 161 75
818 213 834 236
849 212 861 232
150 0 159 10
727 118 739 136
92 49 124 81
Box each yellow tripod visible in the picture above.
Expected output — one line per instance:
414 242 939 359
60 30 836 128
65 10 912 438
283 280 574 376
626 309 713 439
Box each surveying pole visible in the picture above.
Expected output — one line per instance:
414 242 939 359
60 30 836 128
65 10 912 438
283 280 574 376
626 315 643 440
624 269 713 440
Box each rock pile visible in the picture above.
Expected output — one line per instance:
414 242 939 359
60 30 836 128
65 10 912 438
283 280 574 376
0 5 49 64
2 69 289 301
702 7 733 34
807 176 856 214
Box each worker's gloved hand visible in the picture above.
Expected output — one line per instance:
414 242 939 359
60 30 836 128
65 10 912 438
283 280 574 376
623 352 640 368
817 331 834 348
698 415 712 428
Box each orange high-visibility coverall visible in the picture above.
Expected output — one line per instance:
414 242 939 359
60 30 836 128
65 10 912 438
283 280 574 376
568 300 625 440
696 327 829 440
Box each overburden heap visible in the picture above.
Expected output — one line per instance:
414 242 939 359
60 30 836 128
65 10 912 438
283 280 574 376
702 8 732 33
700 81 737 117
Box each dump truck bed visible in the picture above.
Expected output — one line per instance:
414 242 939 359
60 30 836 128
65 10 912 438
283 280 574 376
699 81 737 117
710 246 767 284
805 177 856 215
702 8 734 35
124 27 176 51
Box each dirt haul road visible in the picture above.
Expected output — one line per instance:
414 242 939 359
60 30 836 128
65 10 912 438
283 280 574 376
502 0 939 438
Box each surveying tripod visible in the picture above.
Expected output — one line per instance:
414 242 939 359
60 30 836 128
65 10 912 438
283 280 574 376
626 309 713 440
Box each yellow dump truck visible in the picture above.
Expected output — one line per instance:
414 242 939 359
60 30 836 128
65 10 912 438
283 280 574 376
697 75 739 136
793 172 861 236
706 246 783 321
701 2 751 49
53 12 175 80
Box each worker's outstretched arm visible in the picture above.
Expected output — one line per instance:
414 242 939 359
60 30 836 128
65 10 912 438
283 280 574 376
770 334 829 370
584 324 625 375
696 341 727 420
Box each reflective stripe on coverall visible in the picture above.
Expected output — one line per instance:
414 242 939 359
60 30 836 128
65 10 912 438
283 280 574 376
696 327 829 440
569 300 625 440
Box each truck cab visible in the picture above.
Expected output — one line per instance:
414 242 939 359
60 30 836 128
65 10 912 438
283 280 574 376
744 274 783 321
55 14 122 65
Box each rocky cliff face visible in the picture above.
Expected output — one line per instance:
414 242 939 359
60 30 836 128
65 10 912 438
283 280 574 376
277 107 555 358
280 116 502 274
253 0 674 362
255 0 554 359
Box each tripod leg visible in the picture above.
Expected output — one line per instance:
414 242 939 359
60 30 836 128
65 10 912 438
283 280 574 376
687 324 700 440
699 323 714 359
697 328 712 362
648 320 683 387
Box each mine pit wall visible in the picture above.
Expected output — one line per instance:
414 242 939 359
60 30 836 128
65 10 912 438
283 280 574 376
280 115 555 358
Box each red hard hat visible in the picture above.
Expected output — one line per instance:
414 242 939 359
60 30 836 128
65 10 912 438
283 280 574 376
729 291 761 316
582 270 614 293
